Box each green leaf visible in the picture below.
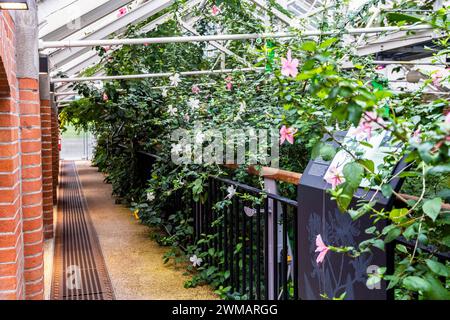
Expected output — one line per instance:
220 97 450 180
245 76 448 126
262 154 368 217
381 184 393 198
301 41 317 52
441 235 450 247
358 159 375 173
422 197 442 221
427 164 450 175
402 276 431 292
395 244 408 254
365 226 376 234
372 239 385 251
425 259 449 277
343 162 364 188
320 144 336 161
422 274 450 300
389 208 408 223
319 38 337 49
384 227 401 243
387 13 423 24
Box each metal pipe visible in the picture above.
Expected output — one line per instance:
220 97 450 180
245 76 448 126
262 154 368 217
51 67 265 83
40 24 433 49
373 60 447 66
54 91 78 96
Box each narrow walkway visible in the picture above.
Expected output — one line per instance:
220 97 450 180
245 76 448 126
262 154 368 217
70 161 216 300
51 161 115 300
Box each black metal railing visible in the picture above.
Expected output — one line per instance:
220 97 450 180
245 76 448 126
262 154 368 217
133 150 449 300
191 176 299 300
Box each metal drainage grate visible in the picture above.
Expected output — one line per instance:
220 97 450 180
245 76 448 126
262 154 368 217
51 161 115 300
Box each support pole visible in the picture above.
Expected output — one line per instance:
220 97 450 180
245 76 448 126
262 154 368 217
39 25 433 49
51 67 266 83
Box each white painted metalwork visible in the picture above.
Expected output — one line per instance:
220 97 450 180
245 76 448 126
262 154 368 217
40 24 433 49
47 0 175 70
51 67 266 83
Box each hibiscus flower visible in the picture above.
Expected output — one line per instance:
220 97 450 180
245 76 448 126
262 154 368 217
281 50 299 78
315 234 330 265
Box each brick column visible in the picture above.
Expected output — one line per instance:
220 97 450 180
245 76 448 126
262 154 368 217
39 81 53 239
16 2 45 300
51 102 59 205
0 11 25 300
19 78 44 299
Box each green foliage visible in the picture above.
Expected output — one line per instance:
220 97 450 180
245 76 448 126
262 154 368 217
60 1 450 300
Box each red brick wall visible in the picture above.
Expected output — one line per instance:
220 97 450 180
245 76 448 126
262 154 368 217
40 99 53 239
51 105 59 204
20 78 44 299
0 11 44 300
0 10 25 300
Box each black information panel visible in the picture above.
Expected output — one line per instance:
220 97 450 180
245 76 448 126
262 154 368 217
297 131 406 300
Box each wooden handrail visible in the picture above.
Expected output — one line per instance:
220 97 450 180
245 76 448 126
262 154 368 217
224 164 302 185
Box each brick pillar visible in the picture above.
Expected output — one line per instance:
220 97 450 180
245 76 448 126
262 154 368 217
16 2 45 300
19 78 44 299
51 103 59 205
40 96 53 239
0 11 25 300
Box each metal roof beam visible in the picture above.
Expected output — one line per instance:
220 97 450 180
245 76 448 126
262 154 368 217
48 0 204 75
249 0 296 27
357 30 441 57
48 0 175 70
39 0 134 41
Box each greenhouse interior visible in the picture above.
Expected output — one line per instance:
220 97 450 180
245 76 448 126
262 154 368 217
0 0 449 305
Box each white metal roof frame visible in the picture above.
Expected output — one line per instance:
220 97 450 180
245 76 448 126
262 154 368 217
37 0 448 99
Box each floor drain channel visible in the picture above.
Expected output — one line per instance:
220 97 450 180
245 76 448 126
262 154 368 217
51 161 115 300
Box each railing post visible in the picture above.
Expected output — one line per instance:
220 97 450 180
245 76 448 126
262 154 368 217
263 177 276 300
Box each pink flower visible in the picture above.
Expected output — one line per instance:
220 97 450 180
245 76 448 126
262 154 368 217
192 85 200 94
315 234 330 265
412 129 421 143
363 111 384 125
117 7 127 18
354 111 384 140
102 46 110 52
281 50 299 78
354 121 373 140
375 65 386 70
225 76 233 91
211 5 221 16
280 125 297 144
431 70 444 87
324 166 345 189
102 93 109 102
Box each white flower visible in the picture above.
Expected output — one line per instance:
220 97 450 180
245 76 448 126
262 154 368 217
190 255 203 267
167 105 177 116
146 192 155 202
239 101 246 113
195 132 205 144
184 114 190 122
226 185 236 199
161 88 168 97
171 144 182 154
169 73 181 87
187 98 200 110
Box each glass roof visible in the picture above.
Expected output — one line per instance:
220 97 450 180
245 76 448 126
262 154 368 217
37 0 448 91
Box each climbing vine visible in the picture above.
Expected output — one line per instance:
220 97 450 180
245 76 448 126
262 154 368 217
60 0 449 300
